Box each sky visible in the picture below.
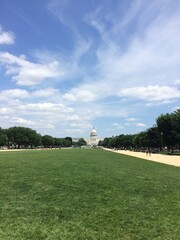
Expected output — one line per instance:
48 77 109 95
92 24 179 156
0 0 180 138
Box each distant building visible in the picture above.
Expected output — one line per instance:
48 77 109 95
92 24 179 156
85 126 100 146
72 126 104 146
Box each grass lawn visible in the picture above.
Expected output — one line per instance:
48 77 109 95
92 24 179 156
0 149 179 240
160 151 180 156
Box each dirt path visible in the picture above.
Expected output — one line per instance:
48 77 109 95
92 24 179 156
104 149 180 167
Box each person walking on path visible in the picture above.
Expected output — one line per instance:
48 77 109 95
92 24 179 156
146 148 151 156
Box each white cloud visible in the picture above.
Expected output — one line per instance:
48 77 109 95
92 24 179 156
70 122 91 129
10 117 35 126
18 103 74 113
0 25 15 45
0 89 29 101
47 0 70 25
63 88 97 102
62 128 85 135
32 88 59 98
0 107 12 114
56 2 180 108
126 118 137 122
0 52 64 86
112 122 124 129
118 85 180 102
146 100 173 106
172 106 180 111
135 123 146 127
63 93 76 101
78 0 180 99
0 88 62 103
174 79 180 85
124 118 147 128
9 117 55 130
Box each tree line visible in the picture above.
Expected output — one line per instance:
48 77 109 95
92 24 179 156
0 109 179 150
99 109 180 151
0 126 73 149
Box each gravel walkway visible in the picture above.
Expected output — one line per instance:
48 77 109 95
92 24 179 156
105 149 180 167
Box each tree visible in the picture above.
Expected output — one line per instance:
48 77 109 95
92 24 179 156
0 128 7 147
146 126 161 148
172 108 180 148
98 137 108 147
28 130 41 148
42 135 54 148
132 132 147 148
64 137 72 147
54 138 61 148
7 127 29 148
156 113 176 149
6 127 41 149
76 138 87 147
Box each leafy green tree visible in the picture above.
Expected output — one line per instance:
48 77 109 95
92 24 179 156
64 137 72 147
54 138 66 148
76 138 87 147
115 135 124 148
99 137 109 147
7 127 28 148
146 126 161 148
42 135 54 148
172 109 180 148
132 132 147 148
54 138 60 147
156 113 176 149
7 127 41 148
121 135 133 149
107 137 116 148
28 130 41 148
0 128 8 147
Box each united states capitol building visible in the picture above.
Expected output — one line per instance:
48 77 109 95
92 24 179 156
73 126 104 146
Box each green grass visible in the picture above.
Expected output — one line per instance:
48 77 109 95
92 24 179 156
0 149 179 240
160 151 180 156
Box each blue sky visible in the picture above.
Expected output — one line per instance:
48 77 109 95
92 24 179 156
0 0 180 138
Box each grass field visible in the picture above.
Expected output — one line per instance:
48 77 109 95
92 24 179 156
0 149 179 240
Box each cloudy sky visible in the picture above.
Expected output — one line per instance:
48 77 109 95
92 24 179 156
0 0 180 138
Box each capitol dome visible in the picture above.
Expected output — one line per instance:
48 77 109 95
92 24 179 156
90 127 97 137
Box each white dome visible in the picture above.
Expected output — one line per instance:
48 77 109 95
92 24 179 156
90 128 97 137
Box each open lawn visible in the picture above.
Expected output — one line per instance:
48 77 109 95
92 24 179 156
0 149 179 240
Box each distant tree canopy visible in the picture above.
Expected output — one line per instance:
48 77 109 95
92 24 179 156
7 127 41 149
99 109 180 150
0 126 72 149
74 138 87 147
0 128 7 147
0 109 179 150
42 135 54 148
172 109 180 144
